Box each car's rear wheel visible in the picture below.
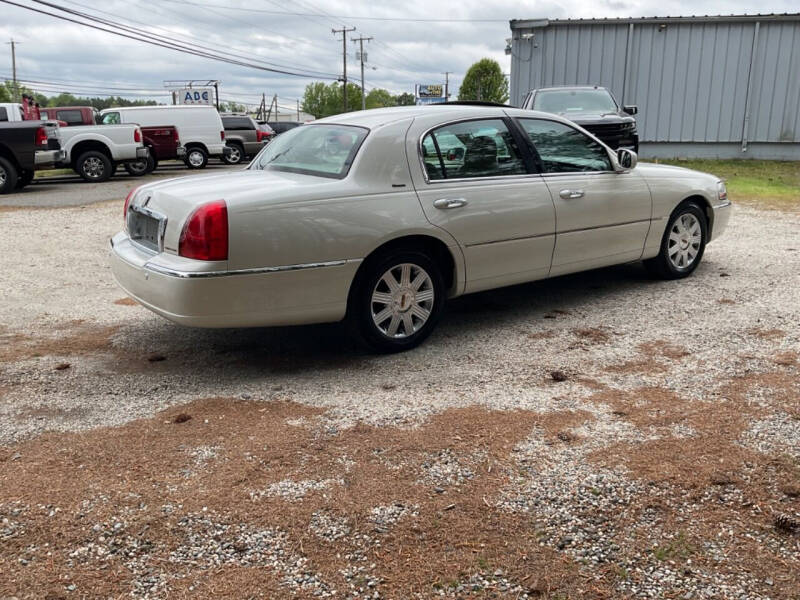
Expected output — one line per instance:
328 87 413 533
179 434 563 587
0 157 19 194
349 250 445 353
222 143 244 165
125 154 154 176
76 151 112 182
644 201 707 279
184 147 208 169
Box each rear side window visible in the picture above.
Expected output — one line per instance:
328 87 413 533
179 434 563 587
223 117 254 130
518 119 612 173
0 107 7 122
56 110 84 125
101 112 120 125
420 119 527 180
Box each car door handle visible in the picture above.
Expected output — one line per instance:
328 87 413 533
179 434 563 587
559 189 585 199
433 198 468 209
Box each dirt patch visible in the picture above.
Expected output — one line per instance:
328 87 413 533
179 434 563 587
0 323 119 363
606 340 692 374
572 327 612 345
113 297 138 306
774 351 797 367
0 399 609 599
748 327 786 341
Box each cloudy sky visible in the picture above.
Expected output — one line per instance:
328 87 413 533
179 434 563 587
1 0 797 111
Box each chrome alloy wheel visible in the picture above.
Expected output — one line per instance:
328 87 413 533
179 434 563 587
668 213 702 269
371 263 435 338
227 146 242 163
83 156 105 179
0 165 6 187
188 150 205 167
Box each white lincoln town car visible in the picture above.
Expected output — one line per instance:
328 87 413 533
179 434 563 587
110 104 731 352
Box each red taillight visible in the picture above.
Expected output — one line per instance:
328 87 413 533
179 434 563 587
35 127 48 146
179 200 228 261
220 130 225 141
123 187 138 222
134 129 142 143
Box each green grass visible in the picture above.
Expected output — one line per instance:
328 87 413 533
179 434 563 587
654 158 800 210
34 168 74 179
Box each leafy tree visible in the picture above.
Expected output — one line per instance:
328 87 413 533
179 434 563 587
365 88 394 109
394 92 415 106
301 81 363 118
220 101 247 113
458 58 508 104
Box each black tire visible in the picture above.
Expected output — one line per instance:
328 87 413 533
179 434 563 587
644 201 708 279
16 169 34 190
222 143 244 165
124 153 155 177
76 150 112 182
184 146 208 169
348 249 446 353
109 162 118 177
150 155 159 172
0 156 19 194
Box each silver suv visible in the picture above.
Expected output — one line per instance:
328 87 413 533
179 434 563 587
221 115 270 165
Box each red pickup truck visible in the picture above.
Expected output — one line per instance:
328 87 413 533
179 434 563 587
39 106 184 173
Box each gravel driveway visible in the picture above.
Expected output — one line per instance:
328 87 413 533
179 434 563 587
1 190 798 599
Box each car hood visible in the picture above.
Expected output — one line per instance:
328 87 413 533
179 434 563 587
635 162 719 181
559 112 635 125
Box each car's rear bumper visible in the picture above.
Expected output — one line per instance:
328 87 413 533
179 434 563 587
176 146 186 158
710 200 732 241
34 149 66 168
109 232 358 328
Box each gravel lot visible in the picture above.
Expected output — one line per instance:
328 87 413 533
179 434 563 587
0 178 798 598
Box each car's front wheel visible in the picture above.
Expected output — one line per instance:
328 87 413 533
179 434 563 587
349 250 446 353
76 151 112 182
184 147 208 169
222 143 244 165
0 157 19 194
125 154 155 176
645 201 708 279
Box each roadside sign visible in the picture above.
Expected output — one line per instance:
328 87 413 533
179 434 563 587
177 88 213 105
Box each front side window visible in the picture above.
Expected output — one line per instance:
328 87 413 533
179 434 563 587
101 112 120 125
421 119 526 180
0 107 7 122
250 124 367 179
519 119 612 173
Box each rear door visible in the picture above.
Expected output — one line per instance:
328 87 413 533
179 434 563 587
409 116 556 293
516 117 651 276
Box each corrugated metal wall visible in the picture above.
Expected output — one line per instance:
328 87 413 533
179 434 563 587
509 17 800 145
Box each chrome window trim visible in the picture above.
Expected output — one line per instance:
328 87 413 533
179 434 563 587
143 259 348 279
417 116 531 185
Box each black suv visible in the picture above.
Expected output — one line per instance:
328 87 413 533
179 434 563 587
521 86 638 152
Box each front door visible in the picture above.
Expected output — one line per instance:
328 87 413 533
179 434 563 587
516 118 652 276
412 117 556 293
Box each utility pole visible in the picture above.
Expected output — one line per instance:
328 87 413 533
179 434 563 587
352 36 372 110
6 39 19 103
296 99 300 120
213 81 220 111
332 26 356 111
441 71 451 101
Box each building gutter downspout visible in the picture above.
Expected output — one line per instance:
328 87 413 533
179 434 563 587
741 21 760 153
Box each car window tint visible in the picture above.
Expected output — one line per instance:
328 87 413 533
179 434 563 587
0 107 7 121
56 110 84 125
519 119 611 173
421 119 526 180
101 112 120 125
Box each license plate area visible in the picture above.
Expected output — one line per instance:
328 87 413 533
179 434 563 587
127 205 167 253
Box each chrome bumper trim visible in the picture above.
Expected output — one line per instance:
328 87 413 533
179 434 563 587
713 200 732 209
143 259 348 279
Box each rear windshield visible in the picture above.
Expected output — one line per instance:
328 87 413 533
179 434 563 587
250 124 367 179
532 89 618 114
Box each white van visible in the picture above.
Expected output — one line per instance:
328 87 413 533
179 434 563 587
98 105 230 169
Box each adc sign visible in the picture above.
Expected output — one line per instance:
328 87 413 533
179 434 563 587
177 88 213 105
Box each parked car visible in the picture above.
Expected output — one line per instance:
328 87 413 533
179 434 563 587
0 121 64 194
221 114 270 165
124 126 185 176
265 120 302 135
0 102 26 123
40 105 97 126
56 123 149 182
110 105 731 352
521 86 639 152
99 105 230 169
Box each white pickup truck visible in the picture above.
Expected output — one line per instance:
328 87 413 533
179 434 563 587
1 102 149 182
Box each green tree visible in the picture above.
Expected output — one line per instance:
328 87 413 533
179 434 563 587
458 58 508 104
394 92 415 106
365 88 394 109
301 81 363 118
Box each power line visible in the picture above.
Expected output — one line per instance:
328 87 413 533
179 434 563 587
0 0 339 80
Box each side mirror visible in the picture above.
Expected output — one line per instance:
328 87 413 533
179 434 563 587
616 148 638 171
623 105 638 115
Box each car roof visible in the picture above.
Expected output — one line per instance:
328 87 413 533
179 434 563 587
533 86 609 92
312 104 575 129
101 105 216 113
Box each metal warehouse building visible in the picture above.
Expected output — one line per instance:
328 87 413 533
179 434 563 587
508 14 800 160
